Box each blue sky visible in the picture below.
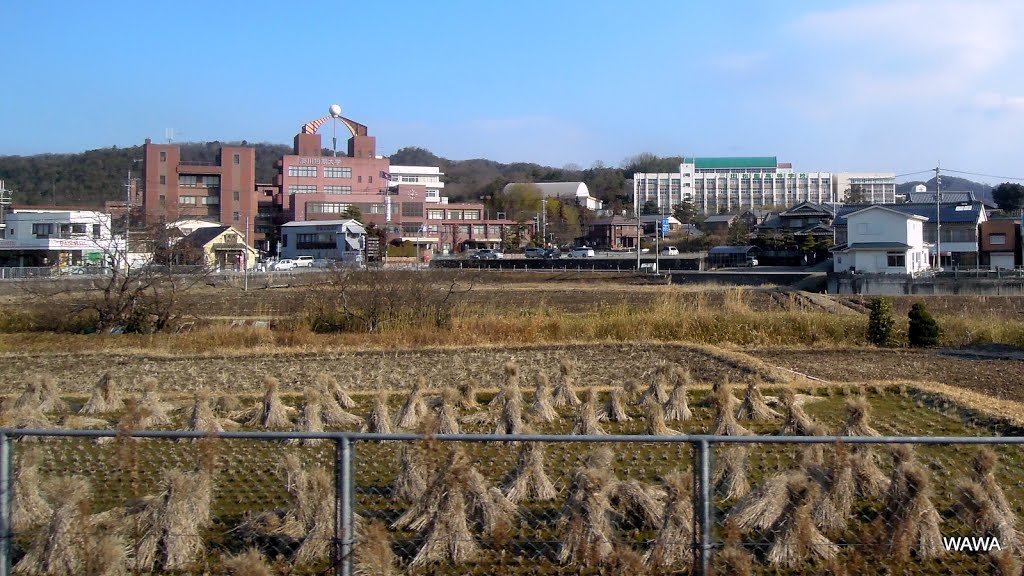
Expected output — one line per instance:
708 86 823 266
3 0 1024 182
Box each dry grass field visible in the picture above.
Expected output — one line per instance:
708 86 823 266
2 271 1024 573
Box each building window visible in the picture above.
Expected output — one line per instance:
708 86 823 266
93 224 102 239
447 210 463 219
160 151 166 162
233 154 240 165
159 195 166 205
307 202 352 214
233 191 240 201
31 223 53 238
202 175 220 188
358 175 362 183
71 223 86 235
463 210 480 220
160 175 166 185
324 186 353 194
202 196 219 205
288 166 317 178
180 196 197 205
886 252 906 267
179 175 197 187
324 167 352 178
233 212 240 221
427 209 445 220
990 233 1007 245
288 185 317 195
401 202 424 218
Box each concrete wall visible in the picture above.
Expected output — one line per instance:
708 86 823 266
829 273 1024 295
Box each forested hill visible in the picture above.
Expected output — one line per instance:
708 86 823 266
0 142 291 207
896 176 994 204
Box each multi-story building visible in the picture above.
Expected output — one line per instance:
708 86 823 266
389 165 447 204
633 158 896 215
0 208 121 268
833 172 897 203
141 140 258 245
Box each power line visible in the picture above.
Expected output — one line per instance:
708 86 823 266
894 169 937 179
941 168 1024 183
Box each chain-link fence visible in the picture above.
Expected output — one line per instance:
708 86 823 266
2 429 1023 575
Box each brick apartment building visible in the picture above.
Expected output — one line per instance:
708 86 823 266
141 109 524 255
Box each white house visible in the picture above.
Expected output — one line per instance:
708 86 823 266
832 205 931 275
0 209 122 268
280 219 366 264
503 182 604 211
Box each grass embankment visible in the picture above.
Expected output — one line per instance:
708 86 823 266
2 289 1023 354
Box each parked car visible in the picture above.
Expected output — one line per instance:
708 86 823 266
746 257 759 267
294 255 314 268
544 248 562 259
471 249 504 260
661 246 679 256
569 247 595 258
272 259 296 271
524 247 546 258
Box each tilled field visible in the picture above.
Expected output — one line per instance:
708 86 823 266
0 343 781 397
754 347 1024 403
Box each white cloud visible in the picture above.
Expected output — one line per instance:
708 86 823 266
793 0 1023 105
973 92 1024 112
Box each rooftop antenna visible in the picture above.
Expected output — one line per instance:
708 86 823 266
165 128 177 144
935 162 942 270
329 104 343 157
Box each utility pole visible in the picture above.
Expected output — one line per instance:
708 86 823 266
244 216 249 291
635 183 641 271
935 164 942 270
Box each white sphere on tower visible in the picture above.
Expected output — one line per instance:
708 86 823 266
329 104 342 118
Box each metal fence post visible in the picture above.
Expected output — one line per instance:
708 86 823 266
334 436 354 576
695 439 712 576
0 432 11 576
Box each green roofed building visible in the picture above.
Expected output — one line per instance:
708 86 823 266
633 156 895 215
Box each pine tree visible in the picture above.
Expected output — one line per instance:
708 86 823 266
867 298 896 347
907 302 940 347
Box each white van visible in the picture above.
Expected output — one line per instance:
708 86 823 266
294 255 314 268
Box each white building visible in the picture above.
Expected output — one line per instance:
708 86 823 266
832 205 931 275
633 157 834 215
633 159 898 215
279 219 366 264
388 165 447 204
832 172 897 203
0 209 122 268
502 182 604 211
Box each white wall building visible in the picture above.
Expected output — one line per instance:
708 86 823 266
832 205 931 275
0 209 122 268
388 165 447 204
502 182 604 211
832 172 897 203
633 157 834 215
280 219 366 264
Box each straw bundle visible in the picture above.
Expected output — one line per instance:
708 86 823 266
553 359 582 407
598 388 631 423
355 520 398 576
728 470 807 533
79 372 123 415
527 373 558 423
314 372 355 409
812 443 856 536
736 381 781 421
766 476 838 567
12 449 52 533
837 397 880 437
139 377 172 426
885 461 943 561
557 449 616 565
714 446 751 500
571 389 605 436
457 380 479 410
135 470 214 571
185 388 223 437
713 387 751 437
645 472 694 570
433 388 461 435
393 445 428 502
396 377 429 430
247 376 293 429
663 382 692 422
503 443 558 503
643 401 678 436
362 393 393 434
